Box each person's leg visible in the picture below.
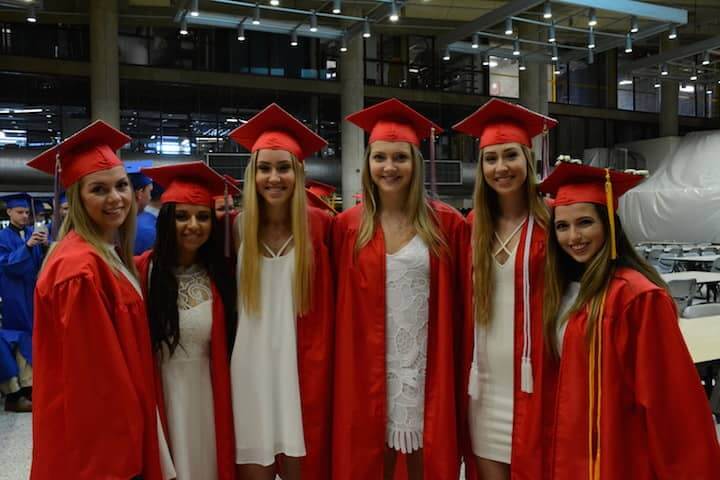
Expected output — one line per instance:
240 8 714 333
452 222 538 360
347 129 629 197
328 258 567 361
384 447 398 480
1 376 30 412
406 449 424 480
16 349 32 401
236 463 276 480
475 457 510 480
277 454 301 480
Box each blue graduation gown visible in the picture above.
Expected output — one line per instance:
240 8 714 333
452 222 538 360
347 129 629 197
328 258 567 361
134 211 157 255
0 225 44 364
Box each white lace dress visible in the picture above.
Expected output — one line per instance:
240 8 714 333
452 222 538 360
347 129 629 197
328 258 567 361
231 238 306 465
385 235 430 454
160 264 218 480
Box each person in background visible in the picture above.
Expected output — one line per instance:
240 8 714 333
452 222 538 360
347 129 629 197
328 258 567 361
452 98 557 480
137 162 238 480
136 181 163 255
229 104 334 480
27 120 174 480
0 193 44 413
128 161 156 255
539 162 720 479
332 99 465 480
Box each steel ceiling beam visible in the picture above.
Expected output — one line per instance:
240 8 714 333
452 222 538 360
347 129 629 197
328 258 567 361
437 0 545 47
554 0 687 25
560 22 669 63
619 35 720 74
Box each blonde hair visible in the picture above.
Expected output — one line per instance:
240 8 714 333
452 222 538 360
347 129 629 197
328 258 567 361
355 142 446 256
44 175 138 276
472 144 548 326
238 151 313 316
543 204 667 357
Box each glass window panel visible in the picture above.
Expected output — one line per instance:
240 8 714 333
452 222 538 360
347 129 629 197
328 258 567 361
489 56 519 98
678 84 696 116
634 77 659 113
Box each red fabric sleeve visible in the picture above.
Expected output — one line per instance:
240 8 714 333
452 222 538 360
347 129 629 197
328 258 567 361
627 291 720 478
58 275 145 479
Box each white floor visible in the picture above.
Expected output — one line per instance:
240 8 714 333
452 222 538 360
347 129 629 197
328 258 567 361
1 401 717 480
0 401 32 480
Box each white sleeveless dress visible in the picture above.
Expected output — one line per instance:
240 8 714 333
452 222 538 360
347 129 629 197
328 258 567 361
231 237 306 466
160 265 218 480
469 246 517 463
385 235 430 454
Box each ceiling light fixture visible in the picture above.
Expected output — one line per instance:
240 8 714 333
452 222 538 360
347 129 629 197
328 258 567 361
389 0 399 22
505 17 513 36
471 33 479 49
588 8 597 27
332 0 342 14
252 4 261 25
543 2 552 20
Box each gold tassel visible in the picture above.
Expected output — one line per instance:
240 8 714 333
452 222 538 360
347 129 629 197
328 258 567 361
588 291 607 480
604 169 617 260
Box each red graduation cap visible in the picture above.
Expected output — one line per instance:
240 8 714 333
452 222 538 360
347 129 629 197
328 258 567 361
214 174 242 201
453 98 557 149
539 162 645 259
27 120 130 188
346 98 443 147
228 103 327 162
141 162 241 208
306 190 337 214
306 179 336 198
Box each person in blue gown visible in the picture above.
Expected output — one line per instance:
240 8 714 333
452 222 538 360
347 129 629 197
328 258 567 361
127 161 158 255
0 193 45 412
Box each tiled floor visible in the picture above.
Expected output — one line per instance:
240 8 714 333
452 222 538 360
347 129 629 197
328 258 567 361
0 400 32 480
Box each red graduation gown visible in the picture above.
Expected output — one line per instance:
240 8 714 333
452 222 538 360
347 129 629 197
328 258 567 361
460 213 553 480
135 251 236 480
294 206 335 480
547 267 720 480
331 200 465 480
31 231 164 480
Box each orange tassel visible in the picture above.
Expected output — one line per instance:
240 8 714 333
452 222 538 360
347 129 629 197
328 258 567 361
604 169 617 260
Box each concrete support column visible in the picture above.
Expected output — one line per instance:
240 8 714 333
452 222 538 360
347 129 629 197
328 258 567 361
605 49 618 109
340 29 365 210
659 37 679 137
90 0 120 128
518 24 548 158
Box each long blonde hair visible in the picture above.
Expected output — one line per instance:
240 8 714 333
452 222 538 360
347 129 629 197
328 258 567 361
355 142 446 256
238 151 313 316
44 175 138 276
543 204 667 357
472 145 548 326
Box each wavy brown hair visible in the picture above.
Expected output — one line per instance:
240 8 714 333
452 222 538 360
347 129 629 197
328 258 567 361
543 204 668 357
471 145 548 326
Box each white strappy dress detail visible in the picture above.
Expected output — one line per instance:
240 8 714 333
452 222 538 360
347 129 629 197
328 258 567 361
231 235 307 466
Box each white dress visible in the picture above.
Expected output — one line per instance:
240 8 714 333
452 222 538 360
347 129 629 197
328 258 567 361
385 235 430 454
557 282 581 356
160 265 218 480
231 237 306 466
469 246 517 463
